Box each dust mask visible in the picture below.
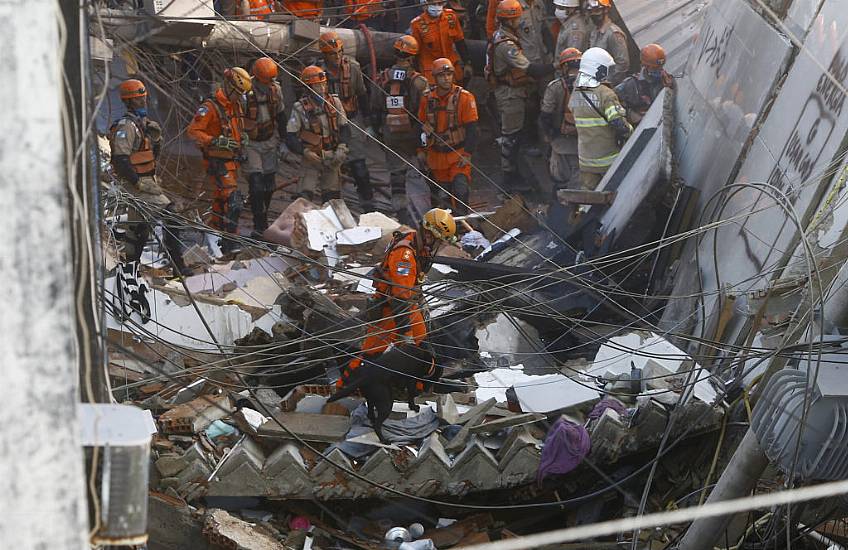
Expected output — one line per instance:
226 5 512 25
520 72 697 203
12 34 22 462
427 4 443 16
554 8 568 21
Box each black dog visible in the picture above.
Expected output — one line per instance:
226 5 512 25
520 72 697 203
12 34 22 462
328 343 442 443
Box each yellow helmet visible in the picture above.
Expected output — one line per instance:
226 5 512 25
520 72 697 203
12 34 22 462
224 67 252 93
422 208 457 242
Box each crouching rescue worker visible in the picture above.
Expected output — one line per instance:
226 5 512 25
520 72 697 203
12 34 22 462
244 57 286 237
418 58 479 215
187 67 252 253
615 43 674 126
286 65 351 204
569 47 631 190
488 0 553 191
318 31 374 210
110 78 184 272
338 208 457 388
540 47 581 191
370 35 430 218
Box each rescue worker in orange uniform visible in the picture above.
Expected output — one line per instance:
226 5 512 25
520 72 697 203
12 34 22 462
411 0 473 85
614 43 674 126
187 67 252 253
417 58 479 215
341 0 383 28
285 66 351 203
317 31 374 210
244 57 286 236
281 0 322 18
339 208 457 388
370 35 430 218
109 79 183 271
237 0 276 18
541 48 582 191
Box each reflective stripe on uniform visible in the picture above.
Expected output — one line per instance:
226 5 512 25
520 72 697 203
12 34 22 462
579 151 619 168
574 116 608 128
604 105 623 120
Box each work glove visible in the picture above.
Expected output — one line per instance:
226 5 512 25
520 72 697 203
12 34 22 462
210 135 239 150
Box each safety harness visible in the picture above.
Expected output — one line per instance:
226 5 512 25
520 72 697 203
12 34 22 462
380 65 422 134
425 86 465 152
559 78 577 136
109 114 156 175
245 84 281 141
326 57 358 115
484 29 533 87
299 95 340 153
205 96 242 161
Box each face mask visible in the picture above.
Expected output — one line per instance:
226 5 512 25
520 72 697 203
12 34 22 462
133 107 148 118
590 13 604 25
554 8 568 21
427 4 443 16
646 69 663 81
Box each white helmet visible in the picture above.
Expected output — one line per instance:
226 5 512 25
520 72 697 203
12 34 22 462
576 47 614 87
552 0 580 7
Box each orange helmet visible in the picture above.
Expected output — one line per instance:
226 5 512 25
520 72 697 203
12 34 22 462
224 67 252 93
496 0 522 19
119 79 147 100
394 35 419 56
319 31 344 54
640 43 667 70
252 57 278 84
301 65 328 85
431 58 455 76
559 47 582 67
585 0 610 10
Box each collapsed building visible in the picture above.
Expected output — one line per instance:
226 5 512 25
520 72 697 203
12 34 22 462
11 0 848 548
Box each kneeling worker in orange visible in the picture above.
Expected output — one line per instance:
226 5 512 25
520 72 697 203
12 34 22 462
187 67 252 253
339 208 457 388
417 58 479 215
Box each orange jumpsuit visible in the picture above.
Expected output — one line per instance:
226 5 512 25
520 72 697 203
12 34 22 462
186 88 244 234
418 84 478 184
281 0 321 17
238 0 274 17
410 9 465 84
340 232 428 386
344 0 380 21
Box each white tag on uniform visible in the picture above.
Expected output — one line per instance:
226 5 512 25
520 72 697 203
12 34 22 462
386 96 405 109
392 69 407 80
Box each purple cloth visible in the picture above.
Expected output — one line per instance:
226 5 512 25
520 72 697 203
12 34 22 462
588 397 627 420
537 418 591 483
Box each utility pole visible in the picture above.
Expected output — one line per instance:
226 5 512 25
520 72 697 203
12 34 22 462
0 0 89 547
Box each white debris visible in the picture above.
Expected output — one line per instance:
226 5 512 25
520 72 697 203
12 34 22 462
590 332 718 404
513 374 600 413
336 226 381 246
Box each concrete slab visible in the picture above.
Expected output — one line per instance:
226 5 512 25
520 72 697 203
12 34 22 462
258 412 351 442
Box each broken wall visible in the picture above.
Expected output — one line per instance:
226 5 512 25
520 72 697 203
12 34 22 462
661 0 844 339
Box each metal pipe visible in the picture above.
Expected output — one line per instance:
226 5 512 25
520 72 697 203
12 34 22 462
678 430 770 550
